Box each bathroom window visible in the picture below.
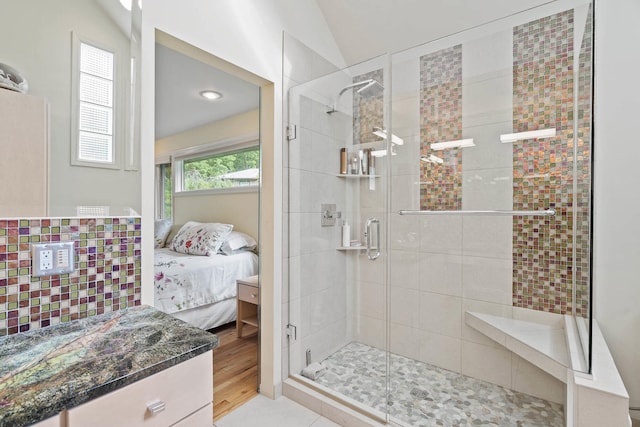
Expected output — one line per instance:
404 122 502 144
173 135 260 195
71 34 119 168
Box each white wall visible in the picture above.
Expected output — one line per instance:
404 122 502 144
594 0 640 417
0 0 140 214
155 109 259 156
140 0 345 398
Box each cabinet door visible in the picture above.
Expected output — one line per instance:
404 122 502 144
0 89 48 216
67 351 213 427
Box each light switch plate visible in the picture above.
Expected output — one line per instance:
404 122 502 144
32 242 75 277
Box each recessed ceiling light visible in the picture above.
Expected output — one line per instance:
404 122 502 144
200 90 222 101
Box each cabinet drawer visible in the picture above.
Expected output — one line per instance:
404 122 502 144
238 283 259 304
31 415 60 427
67 351 212 427
170 403 212 427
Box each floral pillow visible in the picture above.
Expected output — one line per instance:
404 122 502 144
154 219 173 248
169 221 233 256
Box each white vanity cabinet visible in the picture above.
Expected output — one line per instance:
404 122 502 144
0 89 49 217
65 351 213 427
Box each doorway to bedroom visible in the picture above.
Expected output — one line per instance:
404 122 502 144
153 30 262 421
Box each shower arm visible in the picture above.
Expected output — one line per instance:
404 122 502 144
327 79 382 114
399 209 556 217
337 79 376 97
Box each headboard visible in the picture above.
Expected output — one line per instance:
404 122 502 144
167 190 259 244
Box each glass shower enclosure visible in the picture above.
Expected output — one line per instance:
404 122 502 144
285 0 593 425
286 52 391 422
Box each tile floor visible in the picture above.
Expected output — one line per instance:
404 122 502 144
314 342 563 427
215 395 340 427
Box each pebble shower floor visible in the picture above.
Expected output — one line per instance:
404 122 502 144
312 342 563 426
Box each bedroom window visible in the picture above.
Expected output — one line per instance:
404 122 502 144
155 162 172 219
71 34 119 169
173 135 259 195
183 146 259 190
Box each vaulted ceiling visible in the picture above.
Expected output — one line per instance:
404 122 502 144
315 0 554 65
153 0 556 139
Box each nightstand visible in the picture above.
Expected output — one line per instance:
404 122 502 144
236 275 259 338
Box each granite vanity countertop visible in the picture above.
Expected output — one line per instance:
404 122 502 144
0 305 218 426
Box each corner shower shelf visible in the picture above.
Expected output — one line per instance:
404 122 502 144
337 174 380 179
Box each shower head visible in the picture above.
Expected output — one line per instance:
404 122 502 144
337 79 383 98
327 78 384 114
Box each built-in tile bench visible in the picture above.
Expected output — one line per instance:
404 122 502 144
465 311 630 427
0 305 218 427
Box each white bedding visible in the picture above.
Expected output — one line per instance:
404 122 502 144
154 248 258 314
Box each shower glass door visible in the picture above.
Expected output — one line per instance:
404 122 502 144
286 52 392 422
387 1 593 426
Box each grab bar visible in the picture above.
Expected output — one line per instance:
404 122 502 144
399 209 556 217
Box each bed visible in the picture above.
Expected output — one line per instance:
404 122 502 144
153 220 259 330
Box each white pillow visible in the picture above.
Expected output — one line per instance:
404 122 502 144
154 219 173 248
169 221 233 256
219 231 257 255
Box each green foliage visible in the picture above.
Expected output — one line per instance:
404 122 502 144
183 147 259 190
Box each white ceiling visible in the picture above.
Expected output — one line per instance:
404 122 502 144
154 44 260 139
315 0 555 65
153 0 556 139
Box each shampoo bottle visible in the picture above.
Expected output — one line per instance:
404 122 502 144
340 148 347 175
342 221 351 247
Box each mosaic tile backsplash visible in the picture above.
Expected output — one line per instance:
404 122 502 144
0 217 142 336
353 69 384 145
420 45 463 211
512 9 591 316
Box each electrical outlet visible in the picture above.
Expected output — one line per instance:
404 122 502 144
40 249 53 271
32 242 75 277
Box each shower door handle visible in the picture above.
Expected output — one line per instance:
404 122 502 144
365 217 380 261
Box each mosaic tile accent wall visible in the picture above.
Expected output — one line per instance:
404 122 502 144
419 45 463 211
0 217 142 336
353 69 384 145
512 9 591 315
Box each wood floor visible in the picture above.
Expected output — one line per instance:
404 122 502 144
212 322 259 422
